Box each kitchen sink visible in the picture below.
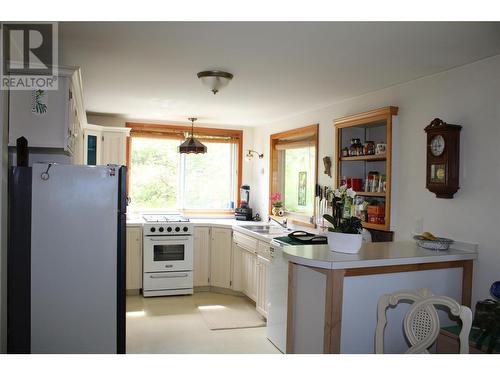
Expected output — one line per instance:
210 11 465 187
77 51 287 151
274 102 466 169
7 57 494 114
239 225 291 235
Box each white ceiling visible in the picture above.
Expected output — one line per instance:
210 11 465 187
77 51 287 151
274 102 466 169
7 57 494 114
60 22 500 127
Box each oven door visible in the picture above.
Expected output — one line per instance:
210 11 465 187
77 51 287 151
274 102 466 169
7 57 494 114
143 235 193 272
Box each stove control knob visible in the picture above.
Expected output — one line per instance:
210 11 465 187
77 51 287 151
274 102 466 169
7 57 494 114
183 226 189 232
175 226 180 232
150 227 156 233
159 227 164 232
167 227 172 232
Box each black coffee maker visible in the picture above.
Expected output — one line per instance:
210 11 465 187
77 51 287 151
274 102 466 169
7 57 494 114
235 185 253 221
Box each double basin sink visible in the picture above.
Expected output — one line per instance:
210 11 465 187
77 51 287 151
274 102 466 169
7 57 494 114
239 224 291 235
238 224 296 246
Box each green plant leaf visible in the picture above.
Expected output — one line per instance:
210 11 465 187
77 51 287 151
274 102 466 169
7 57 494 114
323 214 336 226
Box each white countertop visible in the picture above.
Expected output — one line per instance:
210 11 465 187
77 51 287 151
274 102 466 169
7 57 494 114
126 216 293 243
280 240 478 270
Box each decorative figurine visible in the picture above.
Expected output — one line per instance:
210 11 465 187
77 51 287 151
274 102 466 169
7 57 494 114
323 156 332 177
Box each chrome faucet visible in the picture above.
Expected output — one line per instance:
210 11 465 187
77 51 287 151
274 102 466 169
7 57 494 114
268 216 288 229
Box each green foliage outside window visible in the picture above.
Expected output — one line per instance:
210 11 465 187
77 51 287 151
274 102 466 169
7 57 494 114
130 137 235 211
283 146 315 215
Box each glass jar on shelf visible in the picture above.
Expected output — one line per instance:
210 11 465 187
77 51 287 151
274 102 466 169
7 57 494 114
364 141 375 155
349 138 363 156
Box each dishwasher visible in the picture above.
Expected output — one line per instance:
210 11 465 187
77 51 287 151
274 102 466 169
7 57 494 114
266 239 289 353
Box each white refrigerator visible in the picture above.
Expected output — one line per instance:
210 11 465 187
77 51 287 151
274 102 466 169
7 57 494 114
8 163 126 353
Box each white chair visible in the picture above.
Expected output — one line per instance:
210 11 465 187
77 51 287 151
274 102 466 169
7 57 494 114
375 288 472 354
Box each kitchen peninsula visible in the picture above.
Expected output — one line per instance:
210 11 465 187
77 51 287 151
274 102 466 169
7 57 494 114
281 241 477 354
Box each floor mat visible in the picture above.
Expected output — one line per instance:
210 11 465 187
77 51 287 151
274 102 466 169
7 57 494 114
196 295 266 330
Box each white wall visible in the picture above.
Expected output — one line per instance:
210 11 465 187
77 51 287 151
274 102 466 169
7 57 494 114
87 114 255 193
251 54 500 305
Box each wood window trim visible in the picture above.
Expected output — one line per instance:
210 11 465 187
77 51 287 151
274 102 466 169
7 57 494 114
269 124 319 223
125 122 243 211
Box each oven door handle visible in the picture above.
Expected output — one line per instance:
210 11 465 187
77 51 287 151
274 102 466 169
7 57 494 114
149 273 189 279
147 237 191 242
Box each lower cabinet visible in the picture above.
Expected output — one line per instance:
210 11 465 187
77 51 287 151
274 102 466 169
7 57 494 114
232 232 270 317
231 244 244 292
256 255 270 318
191 227 269 317
241 248 258 301
126 226 143 291
194 227 211 287
210 227 233 288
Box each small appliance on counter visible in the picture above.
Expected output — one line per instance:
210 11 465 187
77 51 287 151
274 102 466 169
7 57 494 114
235 184 253 221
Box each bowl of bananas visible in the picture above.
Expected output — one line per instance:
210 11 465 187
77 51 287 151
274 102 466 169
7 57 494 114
413 231 454 251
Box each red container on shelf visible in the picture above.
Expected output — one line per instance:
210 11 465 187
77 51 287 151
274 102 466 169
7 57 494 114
368 214 385 224
345 177 363 191
367 205 385 215
351 178 363 192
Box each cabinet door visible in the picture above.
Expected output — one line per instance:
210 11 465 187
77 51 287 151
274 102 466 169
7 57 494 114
210 228 232 288
248 252 258 301
194 227 211 287
241 248 257 301
8 77 70 149
126 226 143 290
256 256 270 318
231 243 243 292
101 131 126 165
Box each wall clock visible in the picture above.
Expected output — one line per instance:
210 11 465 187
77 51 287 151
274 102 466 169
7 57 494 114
424 118 462 198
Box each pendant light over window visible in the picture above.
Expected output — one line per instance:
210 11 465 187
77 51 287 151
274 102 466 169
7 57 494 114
178 117 207 154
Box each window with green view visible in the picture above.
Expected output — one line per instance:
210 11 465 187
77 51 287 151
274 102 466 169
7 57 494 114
129 137 237 211
282 145 315 215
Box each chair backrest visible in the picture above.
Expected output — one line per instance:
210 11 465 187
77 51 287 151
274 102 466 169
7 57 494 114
375 288 472 354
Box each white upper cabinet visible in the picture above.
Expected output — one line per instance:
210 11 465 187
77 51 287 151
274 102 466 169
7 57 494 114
194 227 211 287
101 130 127 165
8 67 86 156
84 125 130 166
210 227 232 289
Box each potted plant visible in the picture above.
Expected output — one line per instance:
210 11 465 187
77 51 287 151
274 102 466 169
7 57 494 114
323 185 363 253
271 192 284 216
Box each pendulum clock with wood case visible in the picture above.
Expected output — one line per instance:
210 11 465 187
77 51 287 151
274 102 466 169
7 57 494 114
424 118 462 199
334 106 398 231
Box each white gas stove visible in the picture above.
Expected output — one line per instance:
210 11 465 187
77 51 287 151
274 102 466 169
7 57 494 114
142 214 194 297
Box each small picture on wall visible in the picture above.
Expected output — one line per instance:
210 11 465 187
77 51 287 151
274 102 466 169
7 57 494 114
298 171 307 206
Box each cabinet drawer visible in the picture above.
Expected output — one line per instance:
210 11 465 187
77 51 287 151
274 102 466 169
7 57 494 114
233 231 258 253
143 271 193 290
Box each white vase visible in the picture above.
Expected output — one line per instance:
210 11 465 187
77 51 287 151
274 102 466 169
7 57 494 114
326 232 363 254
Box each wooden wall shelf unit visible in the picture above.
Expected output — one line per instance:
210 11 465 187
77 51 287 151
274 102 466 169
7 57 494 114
334 106 398 232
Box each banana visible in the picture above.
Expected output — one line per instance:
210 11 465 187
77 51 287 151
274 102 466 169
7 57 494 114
421 232 438 241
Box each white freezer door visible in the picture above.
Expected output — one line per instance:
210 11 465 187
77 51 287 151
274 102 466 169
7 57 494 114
30 163 119 353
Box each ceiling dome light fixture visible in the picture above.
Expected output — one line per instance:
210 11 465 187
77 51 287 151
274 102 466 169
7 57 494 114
197 70 233 95
178 117 207 154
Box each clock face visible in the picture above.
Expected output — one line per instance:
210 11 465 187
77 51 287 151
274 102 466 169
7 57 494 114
430 135 445 156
